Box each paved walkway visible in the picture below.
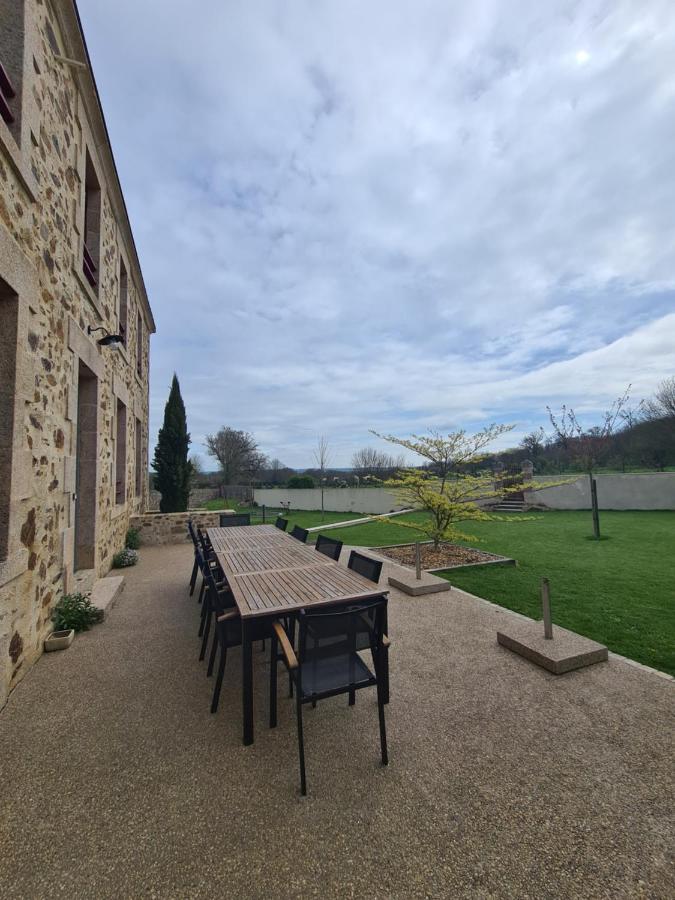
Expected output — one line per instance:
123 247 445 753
0 543 673 898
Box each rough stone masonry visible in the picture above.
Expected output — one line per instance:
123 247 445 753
0 0 155 708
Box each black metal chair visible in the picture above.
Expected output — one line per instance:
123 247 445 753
270 599 390 795
201 563 242 713
187 520 200 595
195 527 222 608
275 516 288 531
347 550 382 583
290 525 309 543
315 534 343 561
195 542 234 662
219 513 251 527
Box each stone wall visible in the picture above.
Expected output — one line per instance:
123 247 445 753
130 511 224 546
147 487 219 511
0 1 154 708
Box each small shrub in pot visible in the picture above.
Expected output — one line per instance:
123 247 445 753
125 527 141 550
52 593 104 633
112 548 138 568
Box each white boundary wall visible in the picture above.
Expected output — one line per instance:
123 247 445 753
256 476 675 513
253 487 405 514
527 474 675 510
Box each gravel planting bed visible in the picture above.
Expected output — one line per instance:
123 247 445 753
375 541 514 570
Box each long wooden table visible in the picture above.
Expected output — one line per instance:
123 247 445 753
208 524 388 745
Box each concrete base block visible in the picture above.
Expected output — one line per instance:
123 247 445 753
388 576 451 596
497 621 608 674
91 576 124 620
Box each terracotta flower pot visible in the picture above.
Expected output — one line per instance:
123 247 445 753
44 629 75 652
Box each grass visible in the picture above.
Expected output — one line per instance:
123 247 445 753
202 499 674 672
317 509 675 676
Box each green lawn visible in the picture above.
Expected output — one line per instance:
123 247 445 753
317 509 675 676
202 499 674 673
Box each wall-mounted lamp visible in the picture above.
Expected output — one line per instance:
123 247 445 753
87 325 123 347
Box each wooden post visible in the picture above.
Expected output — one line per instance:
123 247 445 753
591 477 600 540
415 542 422 581
542 578 553 639
262 504 266 524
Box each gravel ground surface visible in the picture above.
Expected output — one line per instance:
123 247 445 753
377 542 508 569
1 543 673 899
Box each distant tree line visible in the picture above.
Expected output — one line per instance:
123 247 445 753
489 378 675 474
184 377 674 496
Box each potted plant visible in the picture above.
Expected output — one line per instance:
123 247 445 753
45 592 104 651
112 547 138 568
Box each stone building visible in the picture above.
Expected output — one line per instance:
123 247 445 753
0 0 155 707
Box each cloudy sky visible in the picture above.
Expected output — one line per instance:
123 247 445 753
79 0 675 468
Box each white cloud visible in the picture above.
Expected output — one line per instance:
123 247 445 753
80 0 675 466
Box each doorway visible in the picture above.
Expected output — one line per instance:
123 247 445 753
74 361 98 571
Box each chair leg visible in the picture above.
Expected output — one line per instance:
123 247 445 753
269 632 278 728
197 578 206 608
198 584 208 635
211 641 227 714
189 557 198 595
288 618 295 698
199 607 212 661
206 624 218 676
296 693 307 796
376 678 388 766
348 689 355 706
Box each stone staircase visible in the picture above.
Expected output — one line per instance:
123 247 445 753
491 498 527 512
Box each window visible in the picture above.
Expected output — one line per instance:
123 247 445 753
135 417 143 497
0 0 25 144
115 399 126 505
118 258 128 345
136 310 143 376
83 150 101 292
0 277 19 563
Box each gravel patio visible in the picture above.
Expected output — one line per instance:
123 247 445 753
0 542 672 899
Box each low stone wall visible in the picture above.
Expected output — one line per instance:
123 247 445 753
129 510 222 545
147 488 220 511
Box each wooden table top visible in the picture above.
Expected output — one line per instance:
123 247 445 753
208 525 386 619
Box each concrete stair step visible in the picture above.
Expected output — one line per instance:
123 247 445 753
90 575 125 619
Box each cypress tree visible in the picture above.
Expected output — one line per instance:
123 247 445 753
152 374 193 512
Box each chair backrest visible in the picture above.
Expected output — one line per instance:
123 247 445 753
315 534 343 561
219 513 251 527
203 560 232 617
275 516 288 531
298 598 387 671
196 526 211 554
187 519 198 548
347 550 382 584
290 525 309 543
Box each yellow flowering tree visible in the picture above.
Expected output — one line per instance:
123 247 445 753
371 425 526 548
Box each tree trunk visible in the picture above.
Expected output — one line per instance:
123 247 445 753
590 472 600 539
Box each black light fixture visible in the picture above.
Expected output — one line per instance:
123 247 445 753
87 325 124 347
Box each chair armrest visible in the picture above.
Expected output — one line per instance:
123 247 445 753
383 634 391 648
272 621 298 670
217 610 239 623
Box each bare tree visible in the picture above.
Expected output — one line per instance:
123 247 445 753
314 436 331 520
643 376 675 421
519 429 545 461
547 386 631 538
351 447 405 478
205 427 266 486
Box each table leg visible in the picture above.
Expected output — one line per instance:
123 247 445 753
382 597 390 705
242 620 254 745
